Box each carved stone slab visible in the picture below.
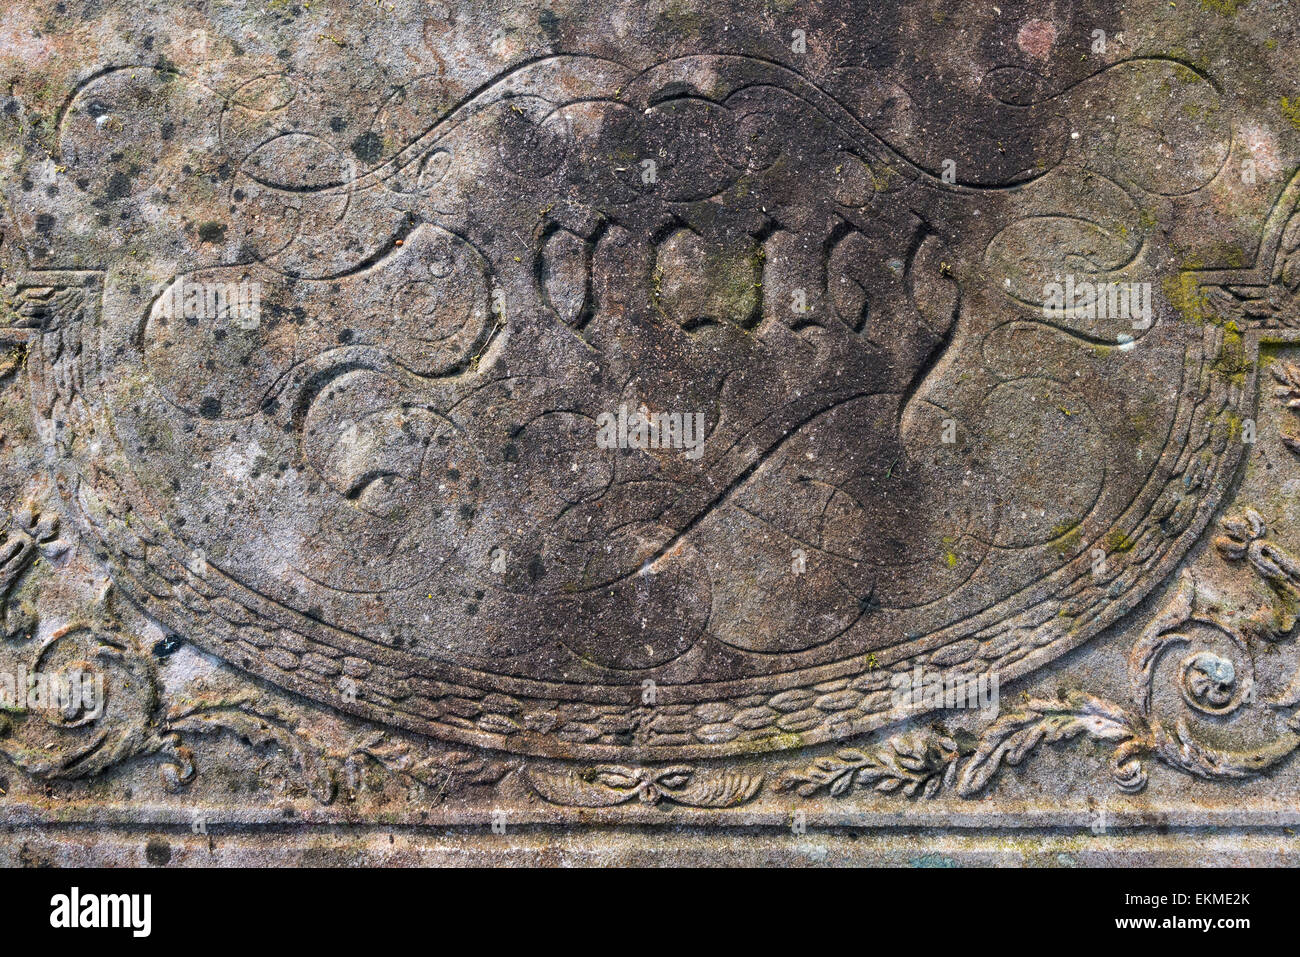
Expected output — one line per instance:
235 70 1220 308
2 0 1300 865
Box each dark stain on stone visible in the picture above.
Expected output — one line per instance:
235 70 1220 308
538 8 560 42
152 633 183 658
145 839 171 866
350 131 383 165
104 171 131 198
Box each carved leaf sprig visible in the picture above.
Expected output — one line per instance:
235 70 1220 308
1214 509 1300 640
956 692 1151 795
776 728 962 799
343 732 511 797
161 701 516 805
165 697 337 803
0 503 68 640
1272 362 1300 454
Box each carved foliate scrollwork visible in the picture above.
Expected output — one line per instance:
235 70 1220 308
781 510 1300 800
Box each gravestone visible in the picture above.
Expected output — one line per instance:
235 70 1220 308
1 0 1299 865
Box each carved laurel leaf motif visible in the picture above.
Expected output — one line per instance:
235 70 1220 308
956 693 1149 796
667 769 765 808
0 502 65 641
159 704 516 803
163 698 338 803
776 729 962 799
528 769 636 808
341 733 512 794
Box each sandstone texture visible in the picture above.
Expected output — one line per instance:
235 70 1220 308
1 0 1300 866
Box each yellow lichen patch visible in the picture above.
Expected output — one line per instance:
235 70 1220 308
1200 0 1248 12
1212 322 1251 385
1103 528 1135 553
1282 97 1300 132
1051 522 1083 559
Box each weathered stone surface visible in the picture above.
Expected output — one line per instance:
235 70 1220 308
2 0 1300 865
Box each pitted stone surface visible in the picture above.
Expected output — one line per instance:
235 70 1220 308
2 0 1300 865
